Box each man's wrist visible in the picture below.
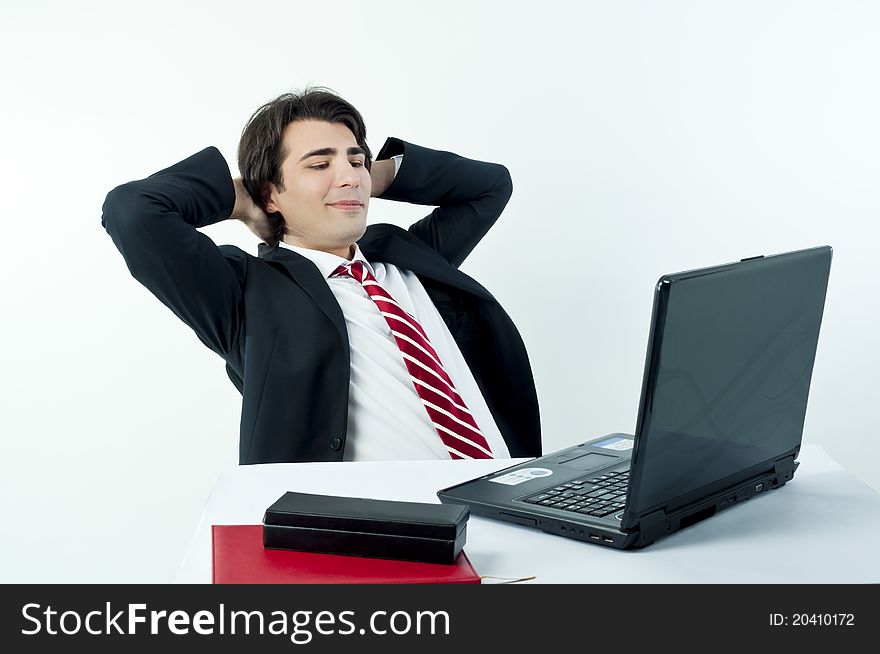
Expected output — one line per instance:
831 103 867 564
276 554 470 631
231 177 257 222
370 159 397 198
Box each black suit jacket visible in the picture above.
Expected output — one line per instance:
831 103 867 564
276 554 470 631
102 137 541 464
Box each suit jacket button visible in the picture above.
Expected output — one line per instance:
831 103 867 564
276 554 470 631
330 437 342 450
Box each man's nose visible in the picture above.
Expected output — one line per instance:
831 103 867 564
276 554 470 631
335 162 360 187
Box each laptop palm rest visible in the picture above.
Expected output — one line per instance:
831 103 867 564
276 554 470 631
549 451 617 470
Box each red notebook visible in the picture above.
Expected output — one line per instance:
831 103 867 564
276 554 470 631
212 525 481 584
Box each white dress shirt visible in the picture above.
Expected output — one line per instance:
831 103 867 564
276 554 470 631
278 157 509 461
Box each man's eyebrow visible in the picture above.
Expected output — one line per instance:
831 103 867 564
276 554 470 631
298 146 367 162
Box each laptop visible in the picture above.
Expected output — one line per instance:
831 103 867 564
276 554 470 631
438 246 832 549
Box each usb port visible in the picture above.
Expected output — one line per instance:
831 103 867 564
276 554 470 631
589 533 600 540
602 536 614 543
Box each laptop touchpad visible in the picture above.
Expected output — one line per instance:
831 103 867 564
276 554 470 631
553 451 616 470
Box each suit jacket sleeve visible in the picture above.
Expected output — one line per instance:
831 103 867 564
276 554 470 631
101 147 245 356
374 138 513 267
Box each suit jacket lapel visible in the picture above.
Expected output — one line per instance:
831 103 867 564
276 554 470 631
257 243 348 344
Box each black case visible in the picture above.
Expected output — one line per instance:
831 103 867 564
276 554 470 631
262 492 469 564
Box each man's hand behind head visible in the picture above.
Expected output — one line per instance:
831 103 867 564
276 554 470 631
231 177 273 243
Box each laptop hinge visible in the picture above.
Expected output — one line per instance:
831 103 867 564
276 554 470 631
636 509 667 547
773 455 799 487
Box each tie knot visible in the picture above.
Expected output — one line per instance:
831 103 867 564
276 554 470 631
350 261 366 280
332 260 367 283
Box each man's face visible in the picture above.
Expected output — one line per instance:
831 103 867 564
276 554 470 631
265 119 371 258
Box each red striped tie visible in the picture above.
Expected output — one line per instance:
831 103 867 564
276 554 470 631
333 261 494 460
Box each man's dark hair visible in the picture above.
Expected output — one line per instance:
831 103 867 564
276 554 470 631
237 86 372 247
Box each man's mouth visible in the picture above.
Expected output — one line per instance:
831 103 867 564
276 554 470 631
328 201 364 211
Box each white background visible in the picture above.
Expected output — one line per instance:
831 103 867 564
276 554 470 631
1 0 877 582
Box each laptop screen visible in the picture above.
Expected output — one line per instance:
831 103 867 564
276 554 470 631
627 247 832 517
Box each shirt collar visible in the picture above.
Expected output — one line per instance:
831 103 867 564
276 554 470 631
278 241 375 279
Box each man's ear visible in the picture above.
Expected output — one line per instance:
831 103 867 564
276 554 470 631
263 183 280 214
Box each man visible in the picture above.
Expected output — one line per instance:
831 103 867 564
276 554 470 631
102 87 540 464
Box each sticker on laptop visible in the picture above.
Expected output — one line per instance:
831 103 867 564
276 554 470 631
591 436 633 451
489 468 554 486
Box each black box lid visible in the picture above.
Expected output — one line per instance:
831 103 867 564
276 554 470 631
263 492 469 540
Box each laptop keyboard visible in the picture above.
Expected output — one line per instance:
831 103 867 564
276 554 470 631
521 470 629 518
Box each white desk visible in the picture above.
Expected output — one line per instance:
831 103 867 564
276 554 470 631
175 445 880 583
